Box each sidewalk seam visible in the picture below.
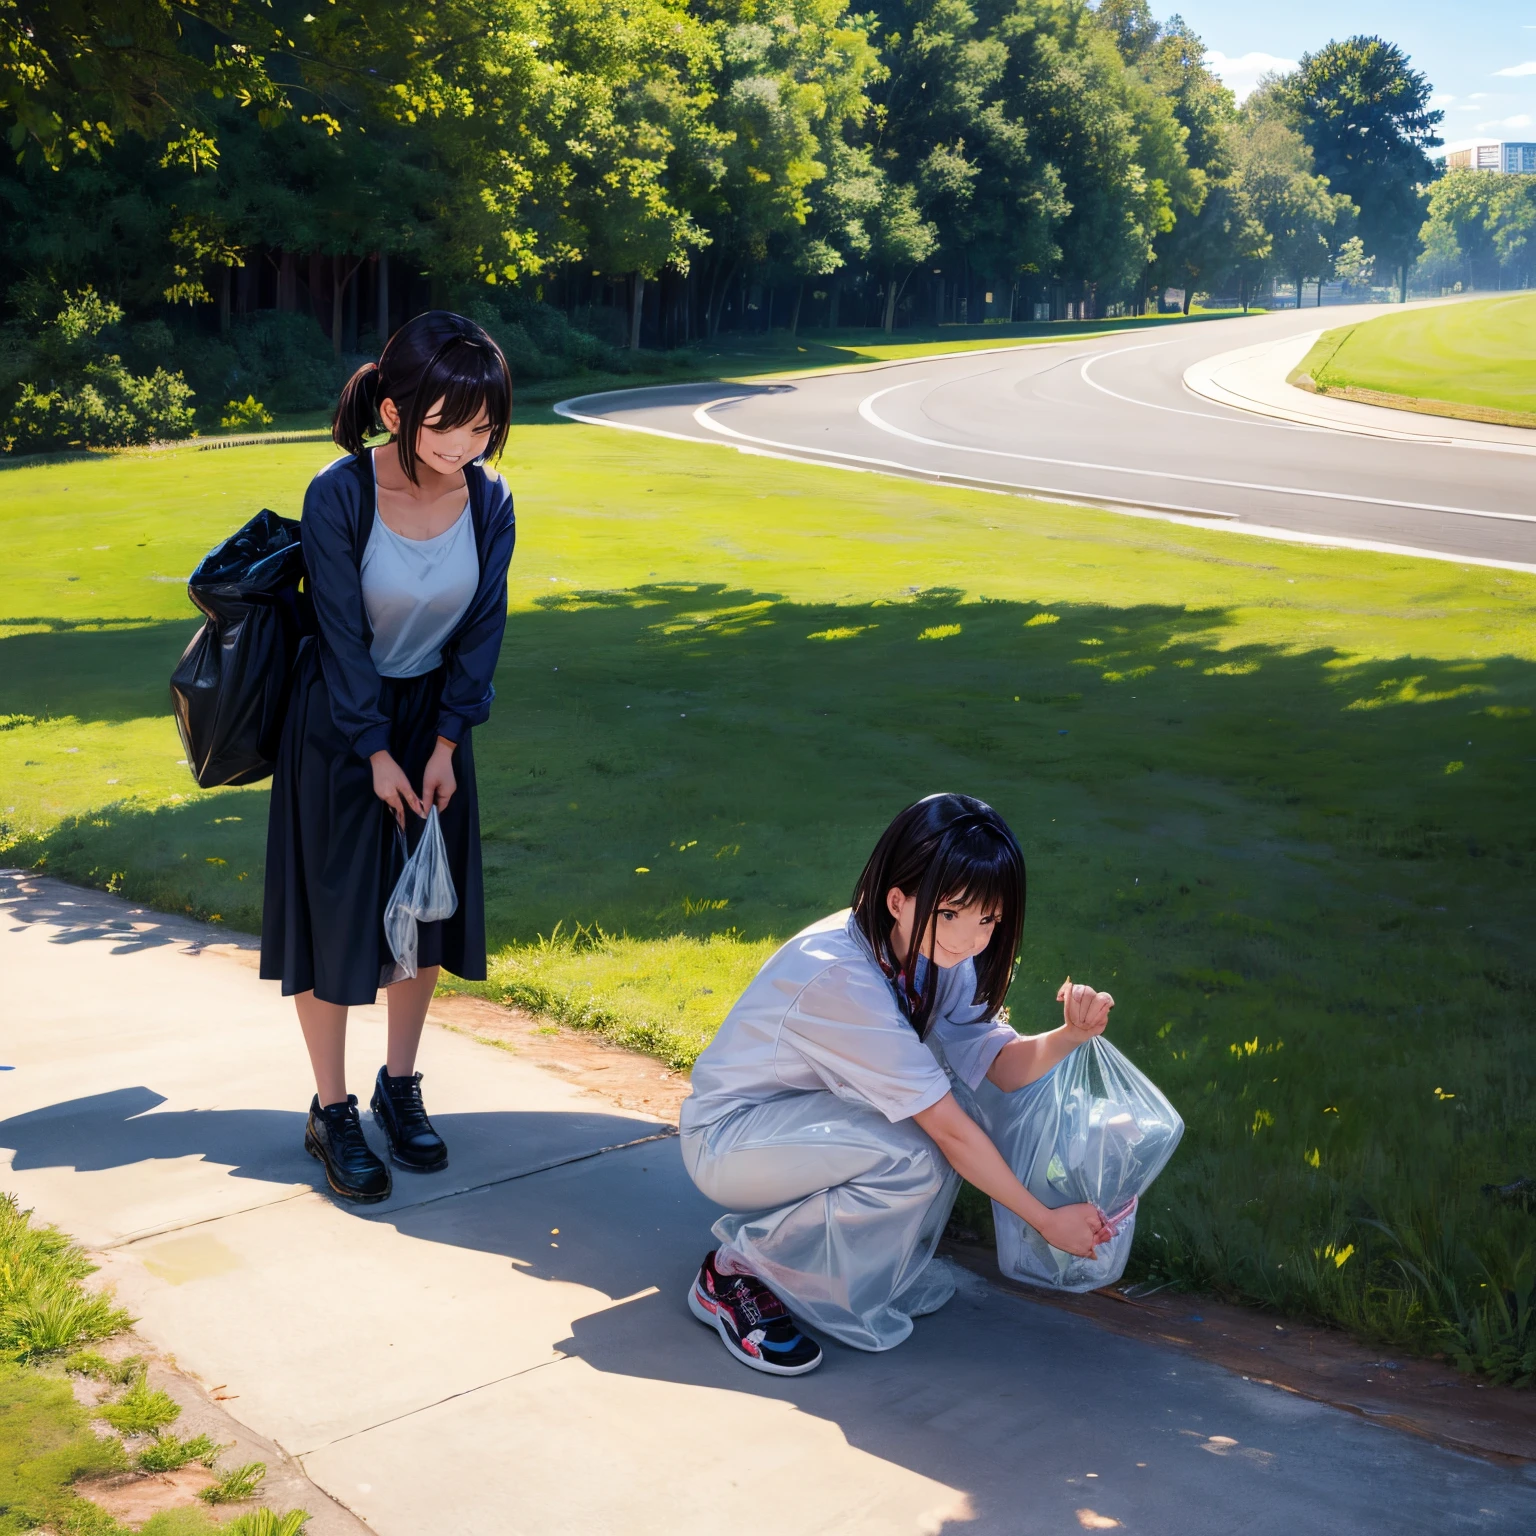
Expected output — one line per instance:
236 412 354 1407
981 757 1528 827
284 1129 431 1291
100 1128 680 1252
295 1354 571 1455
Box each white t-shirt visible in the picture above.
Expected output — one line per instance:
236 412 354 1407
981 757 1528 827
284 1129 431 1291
682 911 1018 1129
360 499 478 679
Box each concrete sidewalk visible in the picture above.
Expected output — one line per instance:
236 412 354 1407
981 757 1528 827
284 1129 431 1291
3 869 1533 1534
1183 329 1536 455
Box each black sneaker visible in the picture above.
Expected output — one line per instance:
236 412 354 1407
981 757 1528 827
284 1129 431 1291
304 1095 391 1203
370 1067 449 1172
687 1250 823 1376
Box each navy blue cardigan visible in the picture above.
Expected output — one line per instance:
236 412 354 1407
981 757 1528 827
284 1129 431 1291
301 452 516 760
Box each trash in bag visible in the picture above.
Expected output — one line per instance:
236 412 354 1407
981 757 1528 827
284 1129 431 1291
170 509 309 787
381 806 458 985
973 1035 1183 1292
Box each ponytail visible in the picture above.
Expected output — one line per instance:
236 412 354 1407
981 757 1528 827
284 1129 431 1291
331 312 512 482
332 361 382 457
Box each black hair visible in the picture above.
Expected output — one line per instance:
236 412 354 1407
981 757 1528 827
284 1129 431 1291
851 793 1026 1039
333 310 512 483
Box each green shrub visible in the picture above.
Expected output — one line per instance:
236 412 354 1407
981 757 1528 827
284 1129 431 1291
224 1509 312 1536
0 1195 132 1360
0 287 196 452
137 1431 222 1472
5 361 196 450
63 1351 140 1385
98 1372 181 1436
200 1459 266 1504
224 313 341 413
220 395 274 431
462 297 618 381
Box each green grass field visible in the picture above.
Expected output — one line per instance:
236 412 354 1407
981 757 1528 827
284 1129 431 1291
1296 294 1536 425
2 414 1534 1383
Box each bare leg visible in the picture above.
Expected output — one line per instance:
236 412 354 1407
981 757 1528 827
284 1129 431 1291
385 965 439 1077
295 992 349 1107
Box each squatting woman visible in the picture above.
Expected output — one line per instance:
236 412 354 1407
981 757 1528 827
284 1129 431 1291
679 792 1116 1374
261 311 516 1203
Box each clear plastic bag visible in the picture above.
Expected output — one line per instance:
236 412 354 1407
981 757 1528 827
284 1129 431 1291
972 1035 1184 1292
381 806 458 985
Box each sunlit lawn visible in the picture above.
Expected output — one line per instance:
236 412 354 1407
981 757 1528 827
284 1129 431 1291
2 412 1534 1381
1299 292 1536 422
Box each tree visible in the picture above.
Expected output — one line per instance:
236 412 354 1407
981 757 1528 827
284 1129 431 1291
0 1 284 167
1282 36 1442 301
1232 88 1353 308
1417 168 1536 292
1130 17 1252 312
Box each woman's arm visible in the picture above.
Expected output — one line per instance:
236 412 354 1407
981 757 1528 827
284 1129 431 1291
913 1092 1112 1258
436 476 516 743
301 468 392 761
985 979 1114 1093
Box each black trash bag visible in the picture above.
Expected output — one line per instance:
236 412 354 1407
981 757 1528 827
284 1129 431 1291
170 508 309 788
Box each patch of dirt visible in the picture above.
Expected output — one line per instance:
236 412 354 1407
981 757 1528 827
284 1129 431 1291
427 992 692 1123
942 1239 1536 1466
74 1467 224 1527
66 1332 371 1535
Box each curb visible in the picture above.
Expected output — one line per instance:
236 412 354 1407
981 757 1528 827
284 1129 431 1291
1183 327 1536 457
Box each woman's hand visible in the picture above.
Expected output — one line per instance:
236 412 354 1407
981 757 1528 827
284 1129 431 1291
1038 1201 1115 1259
421 737 457 813
370 750 425 828
1058 975 1114 1038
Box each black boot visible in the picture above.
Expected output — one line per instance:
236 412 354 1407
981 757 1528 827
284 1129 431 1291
370 1068 449 1172
305 1095 392 1203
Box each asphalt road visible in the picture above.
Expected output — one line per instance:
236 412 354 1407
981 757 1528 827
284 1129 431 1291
559 304 1536 569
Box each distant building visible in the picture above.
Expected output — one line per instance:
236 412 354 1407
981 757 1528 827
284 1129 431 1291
1442 141 1536 173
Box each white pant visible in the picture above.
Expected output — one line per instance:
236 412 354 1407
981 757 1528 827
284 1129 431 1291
680 1091 960 1351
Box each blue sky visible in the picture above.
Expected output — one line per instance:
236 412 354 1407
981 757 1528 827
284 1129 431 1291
1170 0 1536 153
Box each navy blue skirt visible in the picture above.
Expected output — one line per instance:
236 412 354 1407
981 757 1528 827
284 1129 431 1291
260 639 486 1005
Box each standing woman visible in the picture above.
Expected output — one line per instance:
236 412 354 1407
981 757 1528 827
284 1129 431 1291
261 311 516 1203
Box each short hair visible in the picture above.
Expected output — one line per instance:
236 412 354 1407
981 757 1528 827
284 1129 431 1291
333 310 512 483
850 793 1026 1038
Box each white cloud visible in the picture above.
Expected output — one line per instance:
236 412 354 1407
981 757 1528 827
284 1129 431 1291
1476 114 1534 132
1429 93 1455 108
1204 50 1299 103
1494 61 1536 77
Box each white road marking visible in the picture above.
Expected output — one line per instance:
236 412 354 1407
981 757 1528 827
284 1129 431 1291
690 393 1222 518
1077 345 1318 431
856 379 1536 526
550 397 1536 575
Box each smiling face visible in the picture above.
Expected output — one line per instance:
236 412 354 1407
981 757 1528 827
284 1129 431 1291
379 394 493 480
886 886 1001 970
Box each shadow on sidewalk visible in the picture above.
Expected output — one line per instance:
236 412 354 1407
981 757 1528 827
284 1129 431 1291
0 1088 666 1214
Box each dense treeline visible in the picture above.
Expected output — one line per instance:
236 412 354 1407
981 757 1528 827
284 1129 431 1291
1 2 1442 447
1419 169 1536 293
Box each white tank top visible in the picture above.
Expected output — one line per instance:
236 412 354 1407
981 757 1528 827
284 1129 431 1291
360 500 479 679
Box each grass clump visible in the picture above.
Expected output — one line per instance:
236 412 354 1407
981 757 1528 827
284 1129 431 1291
97 1371 181 1437
64 1352 140 1386
224 1511 311 1536
0 1195 131 1361
200 1461 266 1505
136 1433 222 1473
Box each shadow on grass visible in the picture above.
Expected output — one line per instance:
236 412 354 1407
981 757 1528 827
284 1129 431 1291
0 617 197 725
11 581 1531 948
